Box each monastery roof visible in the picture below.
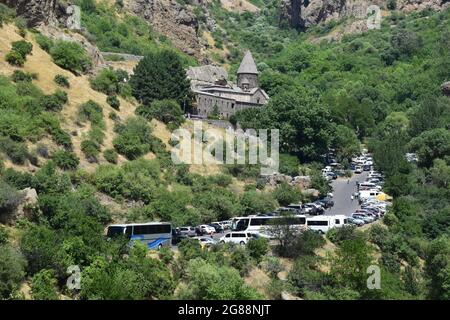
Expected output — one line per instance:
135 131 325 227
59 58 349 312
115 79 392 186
237 51 258 75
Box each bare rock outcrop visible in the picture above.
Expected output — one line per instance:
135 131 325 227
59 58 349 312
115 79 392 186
126 0 202 59
0 0 67 27
0 188 38 225
442 82 450 96
280 0 450 31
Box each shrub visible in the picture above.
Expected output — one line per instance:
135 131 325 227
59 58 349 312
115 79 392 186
158 246 174 265
0 245 27 299
31 269 59 300
54 74 70 88
247 237 269 263
273 226 325 258
327 225 360 245
90 68 119 95
36 144 50 158
136 99 184 129
261 256 284 278
49 40 92 74
78 100 104 126
107 95 120 110
177 258 261 299
35 34 53 53
5 51 25 67
288 256 326 297
113 117 154 159
273 182 302 206
81 139 100 162
103 149 118 164
11 70 36 83
0 137 29 164
11 40 33 58
0 4 15 27
53 150 79 170
0 182 23 215
40 90 68 111
0 226 8 245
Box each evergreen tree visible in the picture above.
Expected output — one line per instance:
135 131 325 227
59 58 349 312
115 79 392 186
129 50 191 106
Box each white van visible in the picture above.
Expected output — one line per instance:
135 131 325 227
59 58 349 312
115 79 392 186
306 215 346 234
359 189 381 200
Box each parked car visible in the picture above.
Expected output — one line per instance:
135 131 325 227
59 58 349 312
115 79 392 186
311 202 325 214
354 166 363 174
219 232 255 245
197 224 216 235
172 228 188 245
179 226 196 237
303 204 318 215
209 223 224 233
317 197 334 208
345 217 365 226
352 213 374 223
194 236 217 248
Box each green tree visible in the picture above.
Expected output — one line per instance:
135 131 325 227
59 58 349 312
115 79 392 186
130 50 191 105
333 125 360 161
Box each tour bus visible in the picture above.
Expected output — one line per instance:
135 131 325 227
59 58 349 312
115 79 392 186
231 215 306 238
106 222 172 250
306 215 347 234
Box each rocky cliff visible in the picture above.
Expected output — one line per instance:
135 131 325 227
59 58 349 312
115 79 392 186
126 0 203 59
0 0 67 27
280 0 450 31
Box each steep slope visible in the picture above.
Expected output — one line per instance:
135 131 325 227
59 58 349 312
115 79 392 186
0 24 138 171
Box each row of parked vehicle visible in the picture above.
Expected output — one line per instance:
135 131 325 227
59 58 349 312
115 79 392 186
347 160 391 226
172 220 233 244
258 196 334 218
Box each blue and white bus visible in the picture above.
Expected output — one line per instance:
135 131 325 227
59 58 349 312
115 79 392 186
106 222 172 250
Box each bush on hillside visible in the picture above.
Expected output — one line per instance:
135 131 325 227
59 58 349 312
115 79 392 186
0 137 29 165
11 70 37 83
0 245 27 299
11 40 33 58
40 90 68 112
49 41 92 74
136 99 184 130
52 150 79 170
35 34 53 53
113 117 155 159
5 51 25 67
107 95 120 110
103 149 118 164
81 139 100 162
30 269 59 300
0 182 23 215
54 75 70 88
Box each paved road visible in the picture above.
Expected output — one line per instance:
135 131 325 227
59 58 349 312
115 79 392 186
325 171 369 216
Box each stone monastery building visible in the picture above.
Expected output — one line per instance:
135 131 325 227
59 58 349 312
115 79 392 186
187 51 269 118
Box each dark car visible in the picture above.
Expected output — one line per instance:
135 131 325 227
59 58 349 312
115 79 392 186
317 197 334 208
209 223 224 233
172 228 188 245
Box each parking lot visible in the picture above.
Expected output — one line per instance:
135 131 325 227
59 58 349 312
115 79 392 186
172 152 389 246
325 171 368 216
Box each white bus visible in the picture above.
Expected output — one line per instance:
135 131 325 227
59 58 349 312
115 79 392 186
231 215 306 238
306 215 347 234
106 222 172 250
